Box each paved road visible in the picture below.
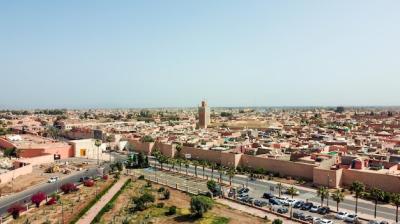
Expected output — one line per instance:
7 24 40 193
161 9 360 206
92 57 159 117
108 153 397 222
146 158 396 222
0 167 104 217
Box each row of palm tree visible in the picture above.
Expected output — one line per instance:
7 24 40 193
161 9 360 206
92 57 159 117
154 150 400 223
350 181 400 221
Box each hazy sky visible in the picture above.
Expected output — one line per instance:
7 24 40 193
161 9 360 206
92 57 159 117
1 1 399 109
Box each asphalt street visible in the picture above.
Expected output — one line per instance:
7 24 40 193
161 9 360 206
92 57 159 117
0 166 104 217
147 157 397 222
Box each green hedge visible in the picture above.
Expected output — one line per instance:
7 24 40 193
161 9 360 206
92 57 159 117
70 179 118 224
91 179 132 224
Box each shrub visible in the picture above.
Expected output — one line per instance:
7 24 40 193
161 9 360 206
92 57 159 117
46 197 57 205
31 192 46 207
156 202 164 208
60 183 78 194
145 181 152 188
84 179 95 187
163 189 170 200
272 219 283 224
158 187 166 192
138 175 145 180
133 192 155 211
7 203 26 219
167 206 177 215
190 195 214 217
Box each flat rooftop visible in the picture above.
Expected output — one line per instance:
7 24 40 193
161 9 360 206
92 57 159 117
5 134 70 149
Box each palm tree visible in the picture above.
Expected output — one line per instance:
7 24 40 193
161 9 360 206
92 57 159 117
199 160 206 178
226 168 236 186
170 159 177 172
177 158 182 173
331 189 345 212
391 193 400 223
286 186 298 199
277 183 283 198
210 162 217 180
218 166 224 183
317 186 329 206
193 160 199 178
184 160 189 176
350 181 365 214
370 188 385 218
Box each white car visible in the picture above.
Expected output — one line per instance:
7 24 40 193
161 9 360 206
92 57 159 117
344 214 358 223
317 219 334 224
286 199 298 206
310 205 320 212
48 176 59 183
336 211 349 220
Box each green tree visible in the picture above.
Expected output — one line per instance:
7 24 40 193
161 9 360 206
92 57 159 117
317 186 329 206
199 160 207 178
190 196 214 217
286 186 298 199
391 193 400 223
217 166 224 183
272 219 283 224
350 181 365 214
370 188 385 218
207 180 218 193
226 168 236 186
210 162 217 180
193 160 199 178
184 160 189 176
277 183 283 198
331 189 344 212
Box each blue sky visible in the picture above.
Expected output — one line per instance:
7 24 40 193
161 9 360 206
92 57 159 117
0 0 399 109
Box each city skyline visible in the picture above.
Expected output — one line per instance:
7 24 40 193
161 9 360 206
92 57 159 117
1 1 400 109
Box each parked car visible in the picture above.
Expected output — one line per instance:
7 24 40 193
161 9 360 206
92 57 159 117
344 214 358 223
269 198 282 205
48 176 59 183
228 188 236 198
300 215 313 222
277 207 289 214
300 202 313 211
310 205 320 213
336 211 349 220
254 200 268 207
238 187 250 194
293 200 305 208
263 192 274 199
293 211 304 219
318 206 331 215
286 199 298 206
317 218 334 224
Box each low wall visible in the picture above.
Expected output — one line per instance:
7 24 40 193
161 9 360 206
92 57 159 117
342 169 400 193
239 154 316 180
0 163 33 184
0 137 16 149
19 154 54 166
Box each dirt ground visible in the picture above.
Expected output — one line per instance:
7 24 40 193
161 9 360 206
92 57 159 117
100 180 267 224
11 177 115 224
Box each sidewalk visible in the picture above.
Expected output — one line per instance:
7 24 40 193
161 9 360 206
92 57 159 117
76 176 129 224
216 198 300 223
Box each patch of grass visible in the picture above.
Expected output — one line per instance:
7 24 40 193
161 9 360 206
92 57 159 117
198 213 230 224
